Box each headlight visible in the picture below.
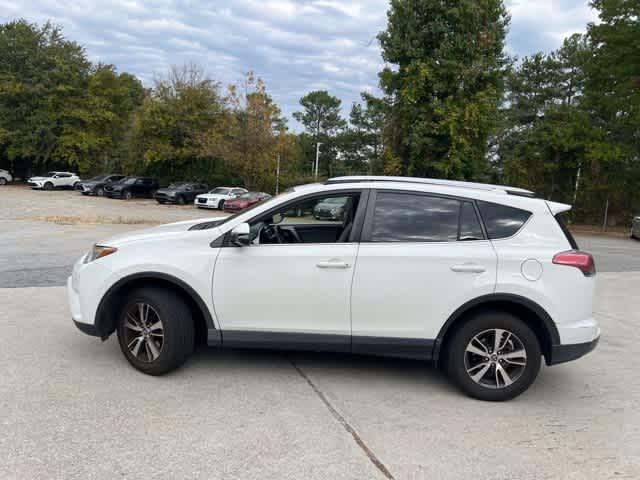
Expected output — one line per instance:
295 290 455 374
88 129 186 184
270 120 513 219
84 245 117 263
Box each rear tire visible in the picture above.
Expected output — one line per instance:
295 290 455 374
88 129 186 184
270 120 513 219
116 287 194 375
446 310 541 401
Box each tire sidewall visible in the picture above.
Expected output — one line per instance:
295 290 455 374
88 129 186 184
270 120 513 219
447 311 541 401
44 182 53 190
0 178 6 185
124 190 132 200
218 199 225 209
96 187 104 197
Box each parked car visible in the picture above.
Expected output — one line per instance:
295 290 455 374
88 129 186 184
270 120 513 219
105 176 159 200
313 196 351 221
223 191 271 213
632 216 640 239
68 175 599 401
78 174 126 196
0 169 12 185
195 187 248 209
28 171 80 190
155 182 209 205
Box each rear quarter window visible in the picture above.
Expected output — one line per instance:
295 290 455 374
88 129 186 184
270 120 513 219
477 201 532 239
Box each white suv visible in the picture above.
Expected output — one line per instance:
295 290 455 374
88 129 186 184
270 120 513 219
0 168 12 185
67 176 599 401
28 171 80 190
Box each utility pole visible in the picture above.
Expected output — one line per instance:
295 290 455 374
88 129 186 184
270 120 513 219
314 142 322 179
573 162 582 205
275 153 280 195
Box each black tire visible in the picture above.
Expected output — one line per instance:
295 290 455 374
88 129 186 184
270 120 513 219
176 195 185 205
43 182 53 191
446 310 541 401
96 187 105 197
116 287 194 375
73 181 80 189
217 199 225 209
123 190 132 200
0 178 7 185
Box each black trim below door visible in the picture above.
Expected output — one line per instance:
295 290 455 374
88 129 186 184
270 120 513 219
214 330 435 360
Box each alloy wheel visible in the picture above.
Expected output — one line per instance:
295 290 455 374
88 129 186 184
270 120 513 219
122 302 164 363
464 328 527 389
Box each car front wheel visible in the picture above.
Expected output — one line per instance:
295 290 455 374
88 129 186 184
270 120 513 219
116 287 194 375
217 199 225 209
446 310 541 401
0 178 6 185
96 187 105 196
124 190 132 200
43 182 53 190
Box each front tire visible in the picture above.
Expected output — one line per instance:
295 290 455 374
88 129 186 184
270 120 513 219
123 190 132 200
96 187 105 197
116 287 194 375
217 199 225 209
0 178 7 185
446 310 541 401
43 182 53 190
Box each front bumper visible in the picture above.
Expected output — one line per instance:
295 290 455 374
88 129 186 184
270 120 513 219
548 336 600 365
28 181 43 188
68 275 99 336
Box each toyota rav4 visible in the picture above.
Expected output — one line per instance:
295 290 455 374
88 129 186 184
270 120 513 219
67 176 600 401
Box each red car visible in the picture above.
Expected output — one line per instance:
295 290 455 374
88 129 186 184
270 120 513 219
223 191 271 213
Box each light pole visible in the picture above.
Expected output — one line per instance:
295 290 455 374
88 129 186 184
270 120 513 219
275 153 280 195
314 142 322 179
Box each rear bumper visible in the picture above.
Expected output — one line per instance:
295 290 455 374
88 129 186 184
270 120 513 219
548 336 600 365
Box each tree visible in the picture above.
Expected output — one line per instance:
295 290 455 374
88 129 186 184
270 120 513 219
127 64 225 183
377 0 510 180
293 90 346 177
342 92 387 174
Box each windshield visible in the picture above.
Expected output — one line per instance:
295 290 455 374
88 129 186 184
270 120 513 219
210 187 229 194
322 197 346 204
46 172 57 177
168 183 189 189
189 193 284 230
124 177 137 185
88 175 107 182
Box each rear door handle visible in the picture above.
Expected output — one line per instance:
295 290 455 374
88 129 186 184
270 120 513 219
450 264 486 273
316 260 350 269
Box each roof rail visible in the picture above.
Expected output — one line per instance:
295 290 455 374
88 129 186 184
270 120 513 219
325 176 536 198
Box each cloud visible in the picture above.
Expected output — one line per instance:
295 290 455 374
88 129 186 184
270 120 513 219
1 0 597 130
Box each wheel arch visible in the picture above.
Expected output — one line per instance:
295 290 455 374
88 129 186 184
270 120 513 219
95 272 215 345
434 294 559 365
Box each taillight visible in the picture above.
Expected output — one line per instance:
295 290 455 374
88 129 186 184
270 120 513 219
552 250 596 277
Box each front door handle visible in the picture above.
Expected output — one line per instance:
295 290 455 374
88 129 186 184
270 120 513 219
450 263 486 273
316 260 350 269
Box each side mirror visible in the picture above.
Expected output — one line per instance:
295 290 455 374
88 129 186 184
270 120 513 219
230 222 251 247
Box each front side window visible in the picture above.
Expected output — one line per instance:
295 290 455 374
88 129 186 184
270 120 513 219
248 192 361 244
477 201 532 239
370 193 460 242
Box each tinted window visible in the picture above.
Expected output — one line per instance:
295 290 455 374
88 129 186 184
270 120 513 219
477 201 532 239
370 193 460 242
211 188 229 194
459 202 484 240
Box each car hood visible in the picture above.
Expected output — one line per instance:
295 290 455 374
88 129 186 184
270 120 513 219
197 193 224 199
99 217 228 247
28 176 49 181
156 188 180 194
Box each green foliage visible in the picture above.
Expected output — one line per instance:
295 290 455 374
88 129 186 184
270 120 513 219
377 0 510 180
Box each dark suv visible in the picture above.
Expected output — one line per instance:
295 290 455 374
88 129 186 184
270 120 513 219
78 175 126 196
155 182 209 205
105 177 159 200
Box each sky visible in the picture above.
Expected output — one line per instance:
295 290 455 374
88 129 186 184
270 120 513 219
1 0 599 130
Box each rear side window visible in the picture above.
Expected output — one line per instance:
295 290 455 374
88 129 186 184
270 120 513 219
477 201 532 239
370 193 460 242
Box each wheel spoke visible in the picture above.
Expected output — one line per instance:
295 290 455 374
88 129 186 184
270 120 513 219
129 336 143 357
501 349 526 360
493 329 505 353
467 362 491 383
137 303 146 325
496 364 514 387
465 343 488 357
148 320 162 332
124 319 142 332
146 338 160 360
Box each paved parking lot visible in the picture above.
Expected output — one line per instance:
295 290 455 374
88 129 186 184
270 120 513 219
1 186 639 479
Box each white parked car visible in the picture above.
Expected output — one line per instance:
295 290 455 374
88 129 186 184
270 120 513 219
195 187 248 209
0 168 12 185
28 171 80 190
67 176 599 401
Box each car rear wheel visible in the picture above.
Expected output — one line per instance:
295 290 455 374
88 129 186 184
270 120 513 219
446 310 541 401
116 287 194 375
